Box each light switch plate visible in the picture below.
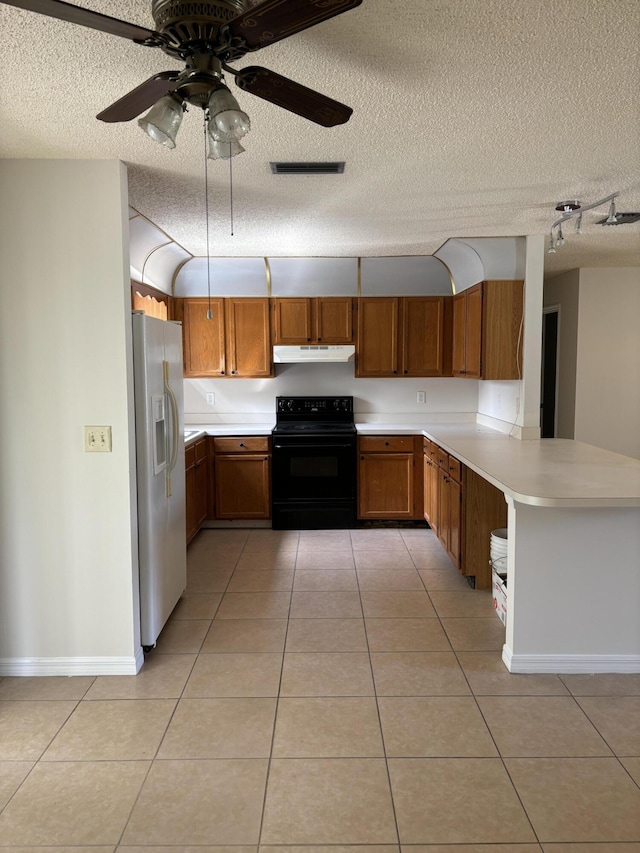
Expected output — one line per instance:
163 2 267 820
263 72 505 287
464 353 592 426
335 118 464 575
416 391 426 404
84 426 112 452
206 393 215 406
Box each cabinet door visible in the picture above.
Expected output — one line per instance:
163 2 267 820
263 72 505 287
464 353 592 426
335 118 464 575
423 455 434 524
185 444 197 543
182 298 226 377
194 438 208 528
225 298 272 377
447 476 461 567
429 454 440 535
452 292 467 376
402 297 445 376
356 297 399 377
481 280 524 380
273 298 313 344
215 455 271 519
316 297 353 343
437 467 450 551
358 452 414 518
464 283 483 378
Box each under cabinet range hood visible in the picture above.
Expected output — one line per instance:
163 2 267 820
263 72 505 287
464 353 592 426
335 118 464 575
273 345 356 363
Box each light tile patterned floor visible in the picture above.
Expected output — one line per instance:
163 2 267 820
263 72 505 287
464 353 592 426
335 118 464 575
1 526 640 850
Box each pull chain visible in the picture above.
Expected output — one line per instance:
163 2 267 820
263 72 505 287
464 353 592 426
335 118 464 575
204 113 213 320
229 141 234 236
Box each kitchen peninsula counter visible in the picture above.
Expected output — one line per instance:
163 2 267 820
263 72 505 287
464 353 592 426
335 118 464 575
356 423 640 509
358 422 640 675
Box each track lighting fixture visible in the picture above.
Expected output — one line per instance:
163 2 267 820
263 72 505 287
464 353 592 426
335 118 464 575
547 192 620 253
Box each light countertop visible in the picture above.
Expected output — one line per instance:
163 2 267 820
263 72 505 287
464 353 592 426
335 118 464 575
184 420 640 508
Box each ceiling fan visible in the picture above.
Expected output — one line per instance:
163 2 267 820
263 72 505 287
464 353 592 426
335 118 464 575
5 0 362 132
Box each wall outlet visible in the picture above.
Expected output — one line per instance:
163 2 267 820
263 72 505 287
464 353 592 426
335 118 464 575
84 426 112 452
416 391 426 404
206 393 215 406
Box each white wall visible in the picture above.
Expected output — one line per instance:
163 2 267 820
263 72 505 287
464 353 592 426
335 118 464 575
184 367 478 422
0 160 140 674
574 268 640 458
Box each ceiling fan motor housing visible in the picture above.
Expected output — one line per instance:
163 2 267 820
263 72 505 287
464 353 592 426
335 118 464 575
151 0 252 55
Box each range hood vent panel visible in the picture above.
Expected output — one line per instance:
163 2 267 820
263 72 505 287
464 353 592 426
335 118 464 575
274 345 355 363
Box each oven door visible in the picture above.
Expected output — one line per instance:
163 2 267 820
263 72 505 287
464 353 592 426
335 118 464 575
272 435 356 503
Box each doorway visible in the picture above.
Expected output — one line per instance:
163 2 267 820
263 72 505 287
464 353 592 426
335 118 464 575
541 306 559 438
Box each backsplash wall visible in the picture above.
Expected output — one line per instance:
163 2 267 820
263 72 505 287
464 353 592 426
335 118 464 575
184 363 479 421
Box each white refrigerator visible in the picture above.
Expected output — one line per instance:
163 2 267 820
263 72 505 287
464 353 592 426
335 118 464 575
132 312 186 649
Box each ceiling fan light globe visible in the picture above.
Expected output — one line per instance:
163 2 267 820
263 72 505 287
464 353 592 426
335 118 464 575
214 109 251 141
137 94 183 148
207 137 246 160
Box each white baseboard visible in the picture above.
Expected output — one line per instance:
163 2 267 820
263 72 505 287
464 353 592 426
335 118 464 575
503 646 640 674
0 649 144 677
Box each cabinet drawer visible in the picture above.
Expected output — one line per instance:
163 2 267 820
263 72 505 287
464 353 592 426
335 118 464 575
423 437 433 455
214 436 270 454
185 444 196 467
447 456 462 482
435 446 449 469
360 435 416 452
194 437 207 462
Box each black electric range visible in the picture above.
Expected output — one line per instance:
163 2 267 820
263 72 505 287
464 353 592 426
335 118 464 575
272 396 357 529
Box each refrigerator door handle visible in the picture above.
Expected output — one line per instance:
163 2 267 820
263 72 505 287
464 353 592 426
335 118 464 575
163 360 180 497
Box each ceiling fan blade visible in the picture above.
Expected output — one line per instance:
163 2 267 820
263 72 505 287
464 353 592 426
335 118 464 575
226 0 362 52
97 72 180 123
235 66 352 127
3 0 165 44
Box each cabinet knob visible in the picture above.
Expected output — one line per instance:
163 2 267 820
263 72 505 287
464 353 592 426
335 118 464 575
360 456 364 460
393 370 397 374
307 338 311 342
221 370 225 375
385 441 390 446
239 442 245 447
404 370 407 374
318 337 322 342
231 370 236 375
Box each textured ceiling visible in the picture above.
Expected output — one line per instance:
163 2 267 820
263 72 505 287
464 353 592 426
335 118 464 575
1 0 639 277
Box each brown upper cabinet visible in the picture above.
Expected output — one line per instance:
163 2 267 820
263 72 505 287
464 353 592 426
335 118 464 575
452 280 523 380
176 297 272 378
272 297 353 344
356 296 450 378
225 297 272 377
179 298 226 377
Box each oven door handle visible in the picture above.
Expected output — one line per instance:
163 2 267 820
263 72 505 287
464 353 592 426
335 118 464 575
273 443 354 450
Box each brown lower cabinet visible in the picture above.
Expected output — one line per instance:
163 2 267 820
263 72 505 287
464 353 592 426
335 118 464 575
358 435 423 520
186 437 208 544
424 437 506 588
213 436 271 520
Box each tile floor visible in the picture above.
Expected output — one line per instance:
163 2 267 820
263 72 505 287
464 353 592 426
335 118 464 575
1 526 640 851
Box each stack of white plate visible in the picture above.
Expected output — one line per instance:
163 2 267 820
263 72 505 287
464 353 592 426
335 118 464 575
490 528 508 572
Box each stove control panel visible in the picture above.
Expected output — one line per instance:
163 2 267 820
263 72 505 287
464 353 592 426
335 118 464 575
276 396 353 415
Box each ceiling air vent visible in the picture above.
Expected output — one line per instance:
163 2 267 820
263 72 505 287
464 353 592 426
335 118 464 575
596 212 640 225
270 162 345 175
